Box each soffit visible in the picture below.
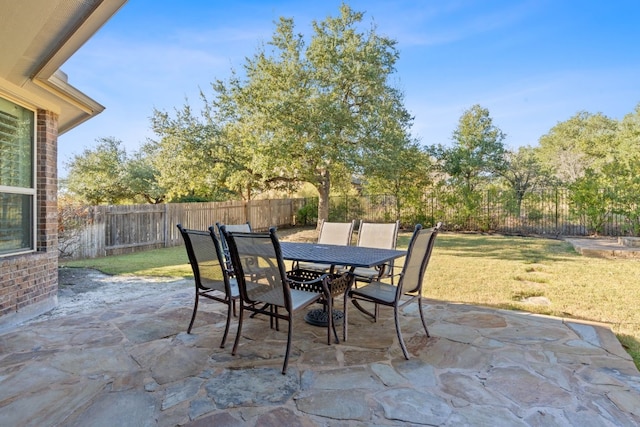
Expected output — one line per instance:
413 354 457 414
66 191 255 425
0 0 127 133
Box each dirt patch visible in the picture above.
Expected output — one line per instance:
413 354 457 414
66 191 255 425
279 226 318 242
34 226 319 323
36 267 191 321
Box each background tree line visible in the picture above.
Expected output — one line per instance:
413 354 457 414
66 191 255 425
62 5 640 234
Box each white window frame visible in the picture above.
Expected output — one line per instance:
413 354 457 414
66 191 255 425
0 96 37 257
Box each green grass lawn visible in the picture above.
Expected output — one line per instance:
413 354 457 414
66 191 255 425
61 227 640 369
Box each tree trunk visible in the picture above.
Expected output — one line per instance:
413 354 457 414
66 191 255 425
515 190 525 218
316 170 331 231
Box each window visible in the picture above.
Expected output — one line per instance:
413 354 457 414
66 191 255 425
0 97 35 256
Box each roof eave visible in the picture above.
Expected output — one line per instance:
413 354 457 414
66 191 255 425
32 0 127 134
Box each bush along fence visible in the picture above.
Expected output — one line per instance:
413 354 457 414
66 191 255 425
59 187 639 260
323 188 639 237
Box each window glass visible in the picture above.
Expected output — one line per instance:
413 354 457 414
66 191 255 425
0 193 33 255
0 97 35 255
0 98 34 188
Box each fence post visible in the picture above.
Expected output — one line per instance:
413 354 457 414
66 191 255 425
345 195 348 222
486 190 490 231
555 188 559 232
163 203 169 247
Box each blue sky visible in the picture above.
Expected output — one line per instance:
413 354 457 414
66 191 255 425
58 0 640 176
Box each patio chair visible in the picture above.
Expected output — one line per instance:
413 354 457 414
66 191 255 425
347 220 400 321
347 222 441 359
352 220 400 282
177 224 238 348
296 220 356 273
215 221 252 274
222 227 330 374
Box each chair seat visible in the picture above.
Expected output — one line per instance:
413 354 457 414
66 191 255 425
245 283 320 310
290 288 323 310
349 280 397 304
296 261 333 272
350 266 382 280
201 277 239 297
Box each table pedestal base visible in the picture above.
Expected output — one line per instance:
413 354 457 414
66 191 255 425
304 308 344 327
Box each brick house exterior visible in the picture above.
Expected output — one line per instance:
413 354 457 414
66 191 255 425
0 1 127 331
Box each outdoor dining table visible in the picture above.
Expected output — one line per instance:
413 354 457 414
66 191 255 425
279 242 407 341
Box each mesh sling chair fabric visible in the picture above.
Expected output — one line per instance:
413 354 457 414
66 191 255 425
222 227 331 374
215 221 252 274
347 222 441 359
348 220 400 322
295 220 356 273
177 224 238 348
351 220 400 282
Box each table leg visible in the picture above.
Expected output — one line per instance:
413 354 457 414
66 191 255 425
342 270 356 342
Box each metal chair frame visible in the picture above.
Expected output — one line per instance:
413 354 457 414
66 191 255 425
177 224 238 348
215 221 252 274
347 222 441 359
222 227 331 374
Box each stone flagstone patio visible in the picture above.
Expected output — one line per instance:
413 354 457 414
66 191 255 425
0 270 639 426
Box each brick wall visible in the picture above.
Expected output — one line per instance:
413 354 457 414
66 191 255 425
0 109 59 330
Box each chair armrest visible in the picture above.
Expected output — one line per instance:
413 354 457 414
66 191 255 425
287 268 351 298
287 268 329 294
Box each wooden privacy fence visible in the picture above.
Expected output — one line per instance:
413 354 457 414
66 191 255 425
60 189 640 260
60 199 306 260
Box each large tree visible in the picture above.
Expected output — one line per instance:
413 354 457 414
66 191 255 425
431 104 506 192
123 148 167 204
151 4 414 221
500 146 549 216
147 104 253 201
536 111 618 184
614 103 640 163
65 137 131 204
363 141 433 220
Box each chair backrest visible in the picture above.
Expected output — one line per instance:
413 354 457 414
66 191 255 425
215 221 252 271
177 224 230 293
217 222 252 233
222 227 290 309
317 220 355 246
356 220 399 250
397 222 441 297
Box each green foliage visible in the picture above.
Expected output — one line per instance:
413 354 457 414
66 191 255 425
65 137 131 204
328 196 364 222
428 105 506 227
147 104 250 202
536 111 619 184
172 194 214 203
65 137 170 205
123 149 167 204
296 199 318 225
500 146 550 217
363 143 434 220
431 104 506 191
552 104 640 236
148 4 414 220
603 159 640 235
568 170 610 234
527 209 544 222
